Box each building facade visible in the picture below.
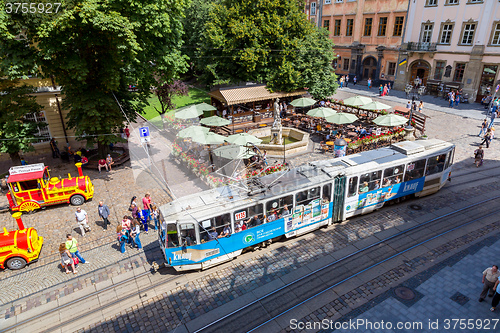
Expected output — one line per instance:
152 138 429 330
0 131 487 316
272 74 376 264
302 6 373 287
0 77 83 161
305 0 410 85
394 0 500 102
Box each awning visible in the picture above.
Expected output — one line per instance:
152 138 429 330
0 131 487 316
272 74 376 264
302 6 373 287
208 85 307 106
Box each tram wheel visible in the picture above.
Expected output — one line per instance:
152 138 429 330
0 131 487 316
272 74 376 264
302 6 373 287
70 194 85 206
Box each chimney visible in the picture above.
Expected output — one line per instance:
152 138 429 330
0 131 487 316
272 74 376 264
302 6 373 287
75 162 83 177
12 212 25 230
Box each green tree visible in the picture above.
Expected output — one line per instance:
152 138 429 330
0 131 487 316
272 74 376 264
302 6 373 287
0 77 45 165
0 0 188 157
198 0 337 98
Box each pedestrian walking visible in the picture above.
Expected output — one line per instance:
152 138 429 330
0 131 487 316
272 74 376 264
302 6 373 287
339 76 344 88
151 204 159 231
65 234 88 264
379 84 383 96
116 225 128 253
59 243 77 274
98 201 111 231
406 101 411 109
449 91 455 108
488 110 497 128
490 276 500 312
474 145 484 167
387 82 391 95
131 219 142 250
75 207 91 236
478 119 488 137
345 75 349 87
367 78 372 89
418 101 424 113
480 265 500 302
50 138 60 159
481 129 492 148
353 76 357 85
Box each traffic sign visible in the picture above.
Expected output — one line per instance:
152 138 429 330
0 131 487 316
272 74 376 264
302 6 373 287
140 137 151 143
139 126 150 137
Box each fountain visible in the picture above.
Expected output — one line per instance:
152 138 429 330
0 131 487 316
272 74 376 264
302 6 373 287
248 98 310 157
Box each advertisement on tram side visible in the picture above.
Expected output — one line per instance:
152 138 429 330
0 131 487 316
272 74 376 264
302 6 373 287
167 203 333 266
345 177 425 213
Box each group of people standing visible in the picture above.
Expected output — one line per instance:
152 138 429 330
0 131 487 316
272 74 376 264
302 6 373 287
117 193 158 253
339 75 357 88
378 83 391 96
447 89 464 108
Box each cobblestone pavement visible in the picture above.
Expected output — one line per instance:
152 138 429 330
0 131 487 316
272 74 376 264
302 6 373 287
70 179 500 333
285 230 500 333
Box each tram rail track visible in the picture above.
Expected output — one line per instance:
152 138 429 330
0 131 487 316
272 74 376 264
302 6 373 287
194 196 500 333
2 173 499 333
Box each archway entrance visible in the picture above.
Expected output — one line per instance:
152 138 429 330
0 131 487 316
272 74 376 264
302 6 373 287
409 60 430 86
362 57 377 80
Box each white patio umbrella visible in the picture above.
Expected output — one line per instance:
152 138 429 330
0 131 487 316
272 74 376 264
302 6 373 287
361 101 392 111
343 96 373 107
213 145 256 160
192 132 226 145
306 107 337 118
290 97 317 107
372 114 408 127
175 105 204 119
177 125 210 139
325 112 359 125
226 133 262 146
200 115 231 127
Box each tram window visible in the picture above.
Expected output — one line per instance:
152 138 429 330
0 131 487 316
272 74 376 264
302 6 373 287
382 165 404 187
445 150 454 169
266 195 292 219
19 180 38 191
322 184 332 203
295 187 320 207
404 159 426 181
425 154 447 175
348 177 358 197
43 170 50 186
359 171 382 193
199 213 231 242
179 223 196 246
166 223 179 247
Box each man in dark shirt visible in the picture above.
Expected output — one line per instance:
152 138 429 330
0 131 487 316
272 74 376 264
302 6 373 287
247 216 262 228
208 227 218 241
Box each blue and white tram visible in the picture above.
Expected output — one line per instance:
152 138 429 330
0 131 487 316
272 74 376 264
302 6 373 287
158 139 455 271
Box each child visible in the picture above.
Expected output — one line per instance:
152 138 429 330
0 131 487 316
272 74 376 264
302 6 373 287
59 243 77 274
151 204 159 231
117 224 128 253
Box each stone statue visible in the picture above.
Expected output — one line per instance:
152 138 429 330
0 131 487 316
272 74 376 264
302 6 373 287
273 98 281 122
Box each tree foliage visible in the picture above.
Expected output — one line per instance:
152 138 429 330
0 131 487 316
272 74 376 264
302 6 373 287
0 77 44 165
195 0 337 99
0 0 189 157
153 79 189 116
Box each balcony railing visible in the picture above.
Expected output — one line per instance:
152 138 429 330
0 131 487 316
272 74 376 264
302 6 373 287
405 42 437 52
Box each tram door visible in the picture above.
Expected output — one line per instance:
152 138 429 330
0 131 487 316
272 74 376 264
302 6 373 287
332 175 346 223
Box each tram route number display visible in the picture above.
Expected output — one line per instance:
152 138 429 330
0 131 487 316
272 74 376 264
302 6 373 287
234 211 246 220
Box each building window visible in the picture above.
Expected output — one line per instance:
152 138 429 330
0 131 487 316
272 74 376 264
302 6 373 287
387 62 396 76
325 0 332 4
453 63 466 82
393 17 404 36
311 2 316 15
467 0 482 3
434 61 446 80
364 18 373 36
334 19 341 36
335 0 343 2
343 58 350 70
491 23 500 45
461 23 476 45
378 17 388 36
446 0 459 4
25 112 50 143
324 19 330 31
421 24 434 43
426 0 438 5
346 19 354 36
439 23 454 44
